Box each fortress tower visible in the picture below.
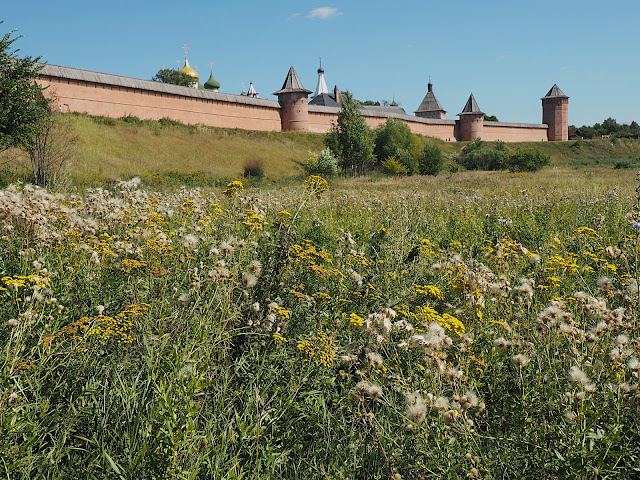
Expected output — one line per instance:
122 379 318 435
415 80 446 119
458 93 484 141
542 84 569 141
274 66 312 132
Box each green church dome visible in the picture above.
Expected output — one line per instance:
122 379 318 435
204 72 220 91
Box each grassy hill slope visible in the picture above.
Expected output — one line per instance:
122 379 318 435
68 114 327 184
3 113 640 187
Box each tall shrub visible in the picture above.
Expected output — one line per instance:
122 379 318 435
302 148 339 177
374 118 422 174
457 139 508 171
419 142 444 175
507 147 550 172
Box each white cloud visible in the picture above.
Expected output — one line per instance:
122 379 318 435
306 7 343 20
287 12 301 21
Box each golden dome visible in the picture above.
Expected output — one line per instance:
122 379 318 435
180 58 199 81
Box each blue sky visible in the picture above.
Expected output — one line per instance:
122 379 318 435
3 0 639 126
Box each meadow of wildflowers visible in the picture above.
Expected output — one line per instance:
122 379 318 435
1 169 639 479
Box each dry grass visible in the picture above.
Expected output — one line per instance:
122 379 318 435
0 113 325 184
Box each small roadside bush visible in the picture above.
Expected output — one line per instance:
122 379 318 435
419 143 443 176
243 159 265 180
382 156 409 175
302 148 339 177
507 147 550 172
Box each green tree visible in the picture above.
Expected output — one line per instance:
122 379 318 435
325 91 375 175
484 114 499 122
373 118 422 174
601 117 619 135
152 68 194 87
0 24 50 153
418 142 443 176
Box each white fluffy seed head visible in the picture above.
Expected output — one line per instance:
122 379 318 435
569 366 589 384
513 354 530 367
615 334 629 346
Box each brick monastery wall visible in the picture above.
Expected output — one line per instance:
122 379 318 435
309 106 458 141
37 65 552 142
39 77 282 131
482 122 548 142
309 107 546 142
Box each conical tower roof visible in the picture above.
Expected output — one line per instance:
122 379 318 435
415 81 445 114
542 84 568 99
274 66 312 95
204 71 220 90
459 93 484 115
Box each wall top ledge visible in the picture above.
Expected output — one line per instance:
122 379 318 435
38 64 281 109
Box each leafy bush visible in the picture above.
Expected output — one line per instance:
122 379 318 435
613 159 640 169
570 138 583 150
507 147 550 172
419 143 444 176
457 139 508 171
158 117 184 128
120 115 143 126
374 118 422 174
302 148 339 177
243 159 265 180
91 116 117 127
381 156 409 175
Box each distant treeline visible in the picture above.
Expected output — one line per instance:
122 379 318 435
571 117 640 139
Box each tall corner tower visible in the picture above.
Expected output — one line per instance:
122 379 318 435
457 93 484 141
542 84 569 141
274 66 312 132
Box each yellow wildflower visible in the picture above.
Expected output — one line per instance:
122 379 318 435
304 175 329 198
223 180 244 196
